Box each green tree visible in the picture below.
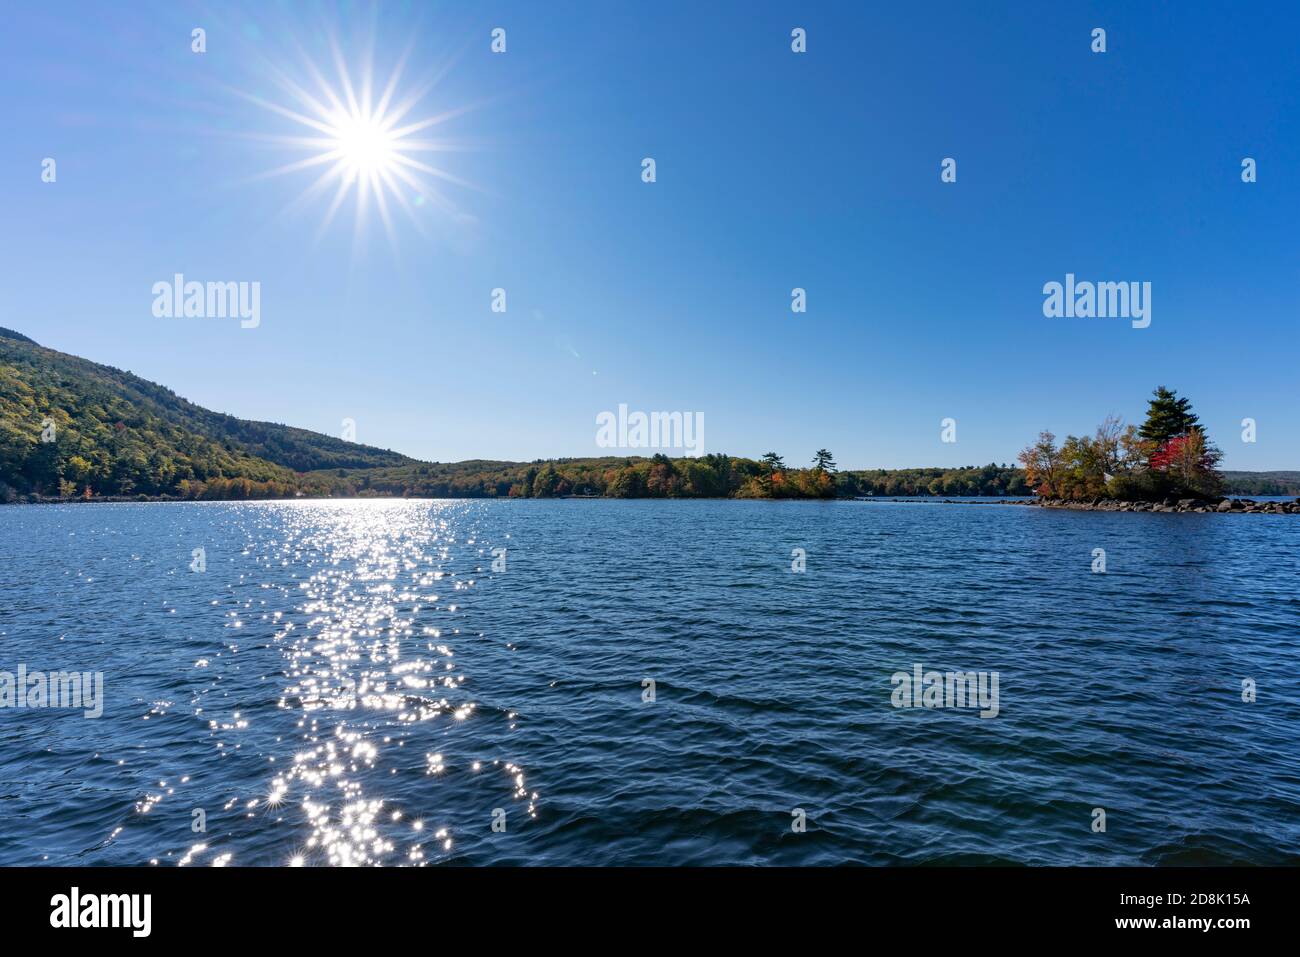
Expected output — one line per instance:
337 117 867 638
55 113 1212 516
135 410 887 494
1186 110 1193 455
532 464 559 497
1138 387 1201 446
811 449 836 472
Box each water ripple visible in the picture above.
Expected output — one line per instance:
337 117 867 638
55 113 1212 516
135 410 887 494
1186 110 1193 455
0 499 1297 865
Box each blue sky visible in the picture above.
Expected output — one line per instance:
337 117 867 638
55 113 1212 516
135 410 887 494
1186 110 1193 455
3 1 1297 469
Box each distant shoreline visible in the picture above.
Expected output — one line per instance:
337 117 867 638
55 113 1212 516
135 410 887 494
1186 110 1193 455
5 494 1299 513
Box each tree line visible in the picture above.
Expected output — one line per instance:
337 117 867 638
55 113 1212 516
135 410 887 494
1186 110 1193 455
288 452 1026 501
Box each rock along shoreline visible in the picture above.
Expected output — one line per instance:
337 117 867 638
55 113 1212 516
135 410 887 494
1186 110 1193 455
852 495 1300 514
1020 496 1300 514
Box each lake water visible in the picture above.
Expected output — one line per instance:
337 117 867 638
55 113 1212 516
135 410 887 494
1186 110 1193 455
1 499 1297 866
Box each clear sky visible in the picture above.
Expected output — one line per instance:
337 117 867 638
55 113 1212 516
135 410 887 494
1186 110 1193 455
3 1 1297 469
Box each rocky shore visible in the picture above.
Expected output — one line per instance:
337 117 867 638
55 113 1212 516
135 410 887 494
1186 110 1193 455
850 495 1300 513
1024 496 1300 514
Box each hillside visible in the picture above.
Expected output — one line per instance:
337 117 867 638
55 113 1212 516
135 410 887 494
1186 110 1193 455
0 328 411 500
1 328 1293 502
1220 471 1300 495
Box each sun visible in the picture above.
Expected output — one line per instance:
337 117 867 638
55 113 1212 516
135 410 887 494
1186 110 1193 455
331 111 398 176
232 29 477 251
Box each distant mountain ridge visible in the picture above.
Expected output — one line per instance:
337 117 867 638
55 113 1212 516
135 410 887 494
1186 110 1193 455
1 329 1295 501
1220 471 1300 495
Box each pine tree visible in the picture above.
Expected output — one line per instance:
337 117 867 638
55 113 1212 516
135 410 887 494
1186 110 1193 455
812 449 836 472
1138 386 1201 444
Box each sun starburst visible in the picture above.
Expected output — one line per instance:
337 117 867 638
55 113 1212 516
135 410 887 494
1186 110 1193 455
232 29 478 253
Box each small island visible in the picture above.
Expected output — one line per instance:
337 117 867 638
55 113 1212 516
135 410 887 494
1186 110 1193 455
1015 386 1299 514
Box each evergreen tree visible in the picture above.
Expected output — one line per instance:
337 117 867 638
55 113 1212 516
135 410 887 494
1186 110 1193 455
812 449 836 472
1138 386 1201 444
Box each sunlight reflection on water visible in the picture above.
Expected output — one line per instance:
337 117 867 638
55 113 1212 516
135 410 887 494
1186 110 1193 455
201 500 535 866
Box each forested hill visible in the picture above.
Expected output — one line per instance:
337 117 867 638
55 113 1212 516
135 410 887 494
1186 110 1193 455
1220 471 1300 495
1 329 412 499
2 328 1294 502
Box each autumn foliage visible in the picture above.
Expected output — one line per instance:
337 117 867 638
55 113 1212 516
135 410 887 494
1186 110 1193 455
1019 388 1223 501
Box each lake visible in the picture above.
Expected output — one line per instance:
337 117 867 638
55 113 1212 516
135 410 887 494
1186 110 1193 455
1 499 1297 865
